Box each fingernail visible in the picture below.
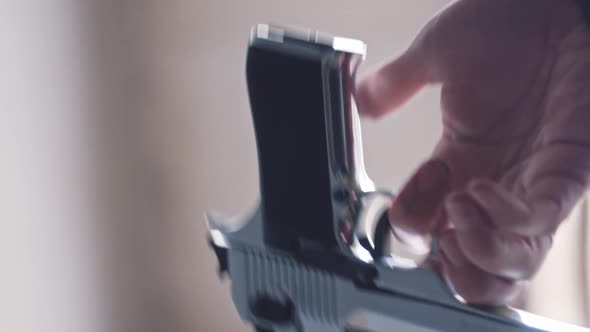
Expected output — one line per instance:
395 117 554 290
416 160 451 195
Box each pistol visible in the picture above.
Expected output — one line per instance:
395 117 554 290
206 24 589 332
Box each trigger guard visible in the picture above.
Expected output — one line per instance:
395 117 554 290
354 190 433 269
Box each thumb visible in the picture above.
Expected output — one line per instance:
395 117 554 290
355 47 432 118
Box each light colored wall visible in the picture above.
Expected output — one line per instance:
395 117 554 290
0 1 106 332
2 1 587 331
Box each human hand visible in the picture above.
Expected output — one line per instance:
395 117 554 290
356 0 590 304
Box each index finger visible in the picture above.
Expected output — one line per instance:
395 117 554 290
355 47 431 118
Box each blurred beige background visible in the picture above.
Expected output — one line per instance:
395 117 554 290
1 0 589 331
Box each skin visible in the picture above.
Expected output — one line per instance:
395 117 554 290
356 0 590 305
